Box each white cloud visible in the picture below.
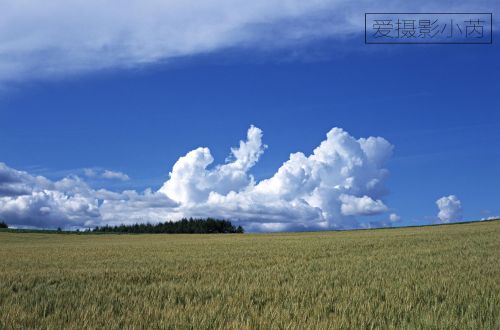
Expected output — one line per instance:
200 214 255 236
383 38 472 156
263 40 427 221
1 0 497 85
0 163 176 228
0 0 335 84
436 195 462 223
159 125 265 204
102 170 130 181
83 168 96 177
339 194 388 216
84 168 130 181
0 125 394 230
0 187 100 228
159 126 393 230
95 189 179 226
0 162 52 196
389 213 400 222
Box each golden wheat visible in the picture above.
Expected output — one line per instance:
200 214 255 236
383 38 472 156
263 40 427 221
1 221 499 329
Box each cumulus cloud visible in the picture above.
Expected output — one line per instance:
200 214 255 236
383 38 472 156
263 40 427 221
159 125 265 204
339 194 388 216
0 189 100 228
436 195 462 223
0 169 100 228
0 125 394 231
389 213 401 222
0 163 52 196
159 125 393 230
0 163 176 228
1 0 497 85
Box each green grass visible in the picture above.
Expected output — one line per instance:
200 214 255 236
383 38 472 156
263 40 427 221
1 220 499 329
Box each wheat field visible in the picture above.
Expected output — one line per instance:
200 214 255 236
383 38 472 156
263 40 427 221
1 220 499 329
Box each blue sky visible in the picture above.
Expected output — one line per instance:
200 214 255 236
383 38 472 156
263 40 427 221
0 1 498 230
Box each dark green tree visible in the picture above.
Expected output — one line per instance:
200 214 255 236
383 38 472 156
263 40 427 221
92 218 244 234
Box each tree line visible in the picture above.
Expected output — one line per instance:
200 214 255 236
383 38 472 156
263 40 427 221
92 218 244 234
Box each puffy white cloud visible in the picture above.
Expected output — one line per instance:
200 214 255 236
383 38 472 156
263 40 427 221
0 188 100 228
389 213 401 222
1 0 496 85
94 189 179 227
0 125 394 230
436 195 462 223
159 125 265 204
0 163 177 229
0 163 52 196
339 194 388 216
159 126 393 230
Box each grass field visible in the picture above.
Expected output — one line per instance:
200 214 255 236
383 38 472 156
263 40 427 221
1 220 499 329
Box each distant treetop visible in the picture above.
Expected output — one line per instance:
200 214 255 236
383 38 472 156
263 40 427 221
92 218 244 234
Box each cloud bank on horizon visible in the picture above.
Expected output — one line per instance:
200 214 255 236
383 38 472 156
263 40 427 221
0 0 497 85
0 126 403 231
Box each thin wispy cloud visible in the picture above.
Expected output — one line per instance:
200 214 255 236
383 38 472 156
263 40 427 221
84 168 130 181
0 0 496 85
